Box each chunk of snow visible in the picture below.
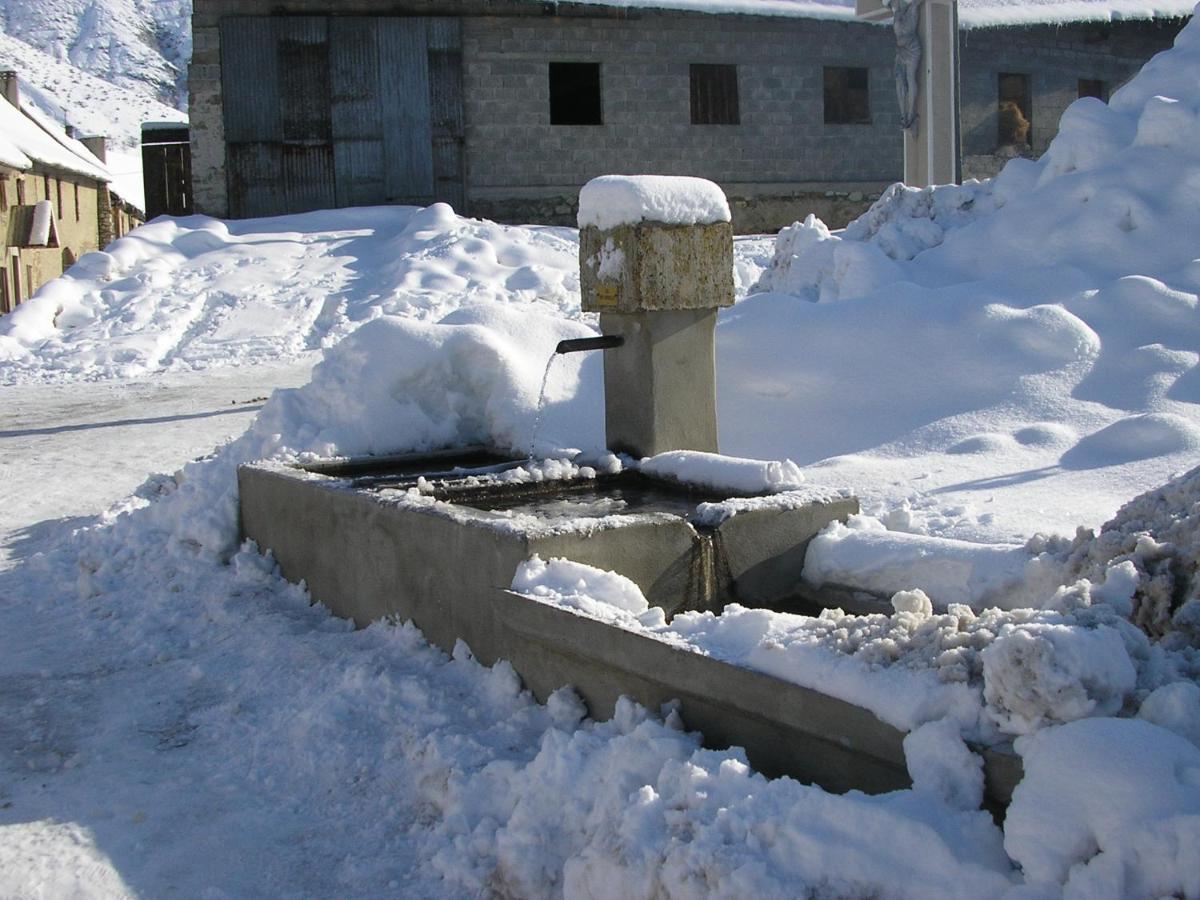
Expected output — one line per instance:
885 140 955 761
577 175 730 230
639 450 803 493
29 199 53 247
980 622 1137 734
511 554 650 615
1138 681 1200 748
804 515 1061 610
903 718 985 811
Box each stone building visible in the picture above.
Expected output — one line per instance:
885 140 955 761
0 72 142 314
189 0 1188 232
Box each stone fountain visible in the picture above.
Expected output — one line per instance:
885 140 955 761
237 177 1019 804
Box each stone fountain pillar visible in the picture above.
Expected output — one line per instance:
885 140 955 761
578 180 734 458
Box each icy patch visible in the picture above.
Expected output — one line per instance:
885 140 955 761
577 175 730 230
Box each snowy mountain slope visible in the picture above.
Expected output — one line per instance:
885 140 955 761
0 31 186 208
0 0 190 110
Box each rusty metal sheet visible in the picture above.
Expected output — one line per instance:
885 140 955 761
427 18 465 211
331 18 385 207
282 143 336 215
220 17 281 144
228 142 284 219
377 17 434 202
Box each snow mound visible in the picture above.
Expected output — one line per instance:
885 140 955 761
577 175 730 229
804 514 1066 610
757 15 1200 300
0 207 583 385
1005 718 1200 897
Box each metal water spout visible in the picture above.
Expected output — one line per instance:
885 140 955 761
555 335 624 354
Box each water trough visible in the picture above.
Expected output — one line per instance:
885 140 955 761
238 176 1021 806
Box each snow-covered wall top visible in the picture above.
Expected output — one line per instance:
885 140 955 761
578 175 731 229
548 0 1193 27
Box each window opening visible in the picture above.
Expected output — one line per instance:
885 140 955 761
690 64 739 125
823 67 870 124
998 73 1032 146
74 183 80 221
549 62 602 125
1078 78 1108 101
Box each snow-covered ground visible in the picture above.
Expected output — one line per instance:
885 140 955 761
4 10 1200 899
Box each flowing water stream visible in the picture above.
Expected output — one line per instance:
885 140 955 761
528 353 558 460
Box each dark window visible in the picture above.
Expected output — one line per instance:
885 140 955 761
690 64 739 125
43 174 50 201
998 73 1032 145
0 177 7 212
15 178 24 205
823 67 870 124
549 62 602 125
1078 78 1108 101
74 183 80 221
56 178 63 219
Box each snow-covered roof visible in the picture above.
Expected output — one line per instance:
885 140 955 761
0 96 110 182
553 0 1194 27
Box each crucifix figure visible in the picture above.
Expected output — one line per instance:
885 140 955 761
888 0 922 132
856 0 960 187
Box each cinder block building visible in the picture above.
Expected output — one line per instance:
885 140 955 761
0 72 142 314
188 0 1188 232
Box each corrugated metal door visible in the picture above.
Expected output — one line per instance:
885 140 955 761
330 18 385 208
428 19 466 211
221 16 464 218
377 19 435 203
278 18 336 214
222 17 283 218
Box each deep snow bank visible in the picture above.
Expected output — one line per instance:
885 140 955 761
0 205 583 384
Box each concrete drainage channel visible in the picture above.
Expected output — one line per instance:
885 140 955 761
238 177 1022 809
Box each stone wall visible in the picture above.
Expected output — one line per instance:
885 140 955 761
460 12 902 227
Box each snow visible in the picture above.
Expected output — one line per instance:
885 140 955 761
3 9 1200 897
512 554 653 614
639 449 805 492
0 29 186 209
804 515 1065 609
28 200 53 247
577 175 732 229
0 205 582 384
1005 718 1200 897
0 91 108 182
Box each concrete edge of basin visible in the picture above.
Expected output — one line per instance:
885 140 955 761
237 461 1023 808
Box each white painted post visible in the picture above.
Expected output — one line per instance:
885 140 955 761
856 0 960 187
